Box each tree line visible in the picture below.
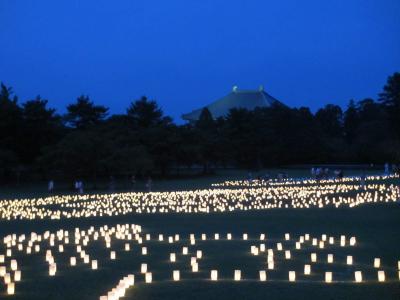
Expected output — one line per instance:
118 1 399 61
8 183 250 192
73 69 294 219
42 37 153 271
0 72 399 184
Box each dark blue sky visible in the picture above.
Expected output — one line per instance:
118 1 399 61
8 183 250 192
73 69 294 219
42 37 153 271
1 0 399 122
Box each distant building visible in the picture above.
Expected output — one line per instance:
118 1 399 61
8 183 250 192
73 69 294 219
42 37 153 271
182 85 284 122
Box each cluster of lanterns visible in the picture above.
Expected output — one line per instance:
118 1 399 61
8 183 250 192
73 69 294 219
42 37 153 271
211 174 399 187
1 223 399 299
0 176 398 221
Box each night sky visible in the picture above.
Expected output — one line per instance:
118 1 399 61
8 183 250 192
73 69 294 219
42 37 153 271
1 0 399 122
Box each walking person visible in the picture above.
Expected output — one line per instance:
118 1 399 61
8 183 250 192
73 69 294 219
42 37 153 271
48 180 54 193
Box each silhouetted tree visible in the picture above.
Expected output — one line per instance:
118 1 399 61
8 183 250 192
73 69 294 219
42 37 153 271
65 95 108 129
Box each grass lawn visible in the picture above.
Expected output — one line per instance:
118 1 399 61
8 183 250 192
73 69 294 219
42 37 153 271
0 205 399 300
0 170 399 300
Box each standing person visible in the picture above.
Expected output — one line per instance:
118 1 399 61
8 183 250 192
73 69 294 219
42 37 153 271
48 180 54 193
79 181 84 194
146 177 152 192
384 162 389 175
360 171 366 190
74 180 79 193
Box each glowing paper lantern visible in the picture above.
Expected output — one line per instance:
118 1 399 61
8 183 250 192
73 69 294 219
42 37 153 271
142 247 147 255
192 263 198 272
305 234 310 241
141 263 147 273
0 255 4 263
170 253 176 262
196 250 202 259
260 234 265 240
295 242 301 249
321 234 327 241
14 270 21 281
304 264 311 275
182 247 188 255
234 270 241 281
289 271 296 282
125 243 130 251
285 233 290 240
4 273 11 284
10 259 17 271
211 270 218 281
312 238 317 246
145 272 152 283
49 263 56 276
329 237 334 244
285 250 291 259
378 270 385 282
70 257 77 266
268 261 274 270
325 272 332 283
346 256 353 265
201 234 206 240
7 282 15 295
214 233 219 240
173 270 180 281
158 234 164 241
311 253 317 262
350 237 356 246
0 266 6 276
243 233 248 240
91 260 98 270
277 243 283 251
319 241 325 249
259 270 267 281
374 258 381 268
354 271 362 282
110 251 116 260
227 233 232 240
327 254 333 263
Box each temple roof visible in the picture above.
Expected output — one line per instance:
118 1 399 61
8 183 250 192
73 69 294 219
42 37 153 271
182 85 284 121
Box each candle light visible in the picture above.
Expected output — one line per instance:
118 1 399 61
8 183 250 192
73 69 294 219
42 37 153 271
7 282 15 295
173 270 180 281
354 271 362 282
170 253 176 262
192 263 198 272
70 257 76 266
259 270 267 281
327 254 333 263
304 264 311 275
211 270 218 281
346 255 353 265
311 253 317 262
141 263 147 273
10 259 17 271
289 271 296 282
377 270 385 282
374 258 381 268
91 260 98 270
145 272 152 283
234 270 241 281
325 272 332 283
